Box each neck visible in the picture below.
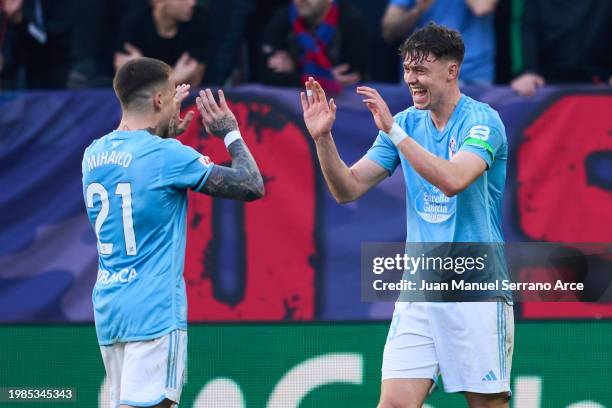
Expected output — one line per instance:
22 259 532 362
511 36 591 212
117 114 159 134
430 86 462 130
153 8 177 38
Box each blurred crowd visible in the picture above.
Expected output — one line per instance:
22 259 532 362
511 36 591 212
0 0 611 96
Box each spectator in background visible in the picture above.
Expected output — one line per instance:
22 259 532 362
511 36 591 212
115 0 212 87
244 0 289 83
67 0 145 89
0 0 74 89
511 0 612 97
260 0 368 93
200 0 253 85
382 0 497 85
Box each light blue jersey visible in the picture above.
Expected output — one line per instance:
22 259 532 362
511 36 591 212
82 130 214 345
366 94 509 300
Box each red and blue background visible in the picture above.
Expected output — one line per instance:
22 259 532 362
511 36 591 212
1 84 611 323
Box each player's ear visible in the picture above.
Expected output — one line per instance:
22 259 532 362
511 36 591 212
152 91 163 111
448 62 459 82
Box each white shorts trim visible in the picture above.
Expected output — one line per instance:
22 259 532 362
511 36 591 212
382 301 514 394
100 329 187 408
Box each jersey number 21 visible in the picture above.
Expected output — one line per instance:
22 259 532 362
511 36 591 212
86 183 137 256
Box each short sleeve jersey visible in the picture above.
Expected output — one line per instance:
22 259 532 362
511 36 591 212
366 94 506 242
366 95 509 300
82 130 214 345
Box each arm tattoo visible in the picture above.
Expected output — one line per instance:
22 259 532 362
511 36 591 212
200 139 264 201
208 116 238 138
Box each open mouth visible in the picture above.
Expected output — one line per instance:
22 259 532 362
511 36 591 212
411 87 428 104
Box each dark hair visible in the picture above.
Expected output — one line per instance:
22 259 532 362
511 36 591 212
113 57 172 110
399 22 465 65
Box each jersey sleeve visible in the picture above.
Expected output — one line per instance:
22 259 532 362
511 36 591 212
458 120 505 169
365 130 401 175
161 139 214 191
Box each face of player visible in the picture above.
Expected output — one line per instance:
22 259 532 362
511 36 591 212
403 53 459 111
162 0 196 22
293 0 332 20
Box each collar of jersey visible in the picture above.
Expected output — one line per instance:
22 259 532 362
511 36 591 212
111 129 154 138
426 93 467 142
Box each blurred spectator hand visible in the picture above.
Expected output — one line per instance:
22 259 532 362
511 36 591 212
114 43 143 71
332 64 360 86
268 51 295 74
172 52 199 84
2 0 23 23
511 72 545 97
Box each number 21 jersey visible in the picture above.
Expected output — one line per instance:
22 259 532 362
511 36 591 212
82 130 213 345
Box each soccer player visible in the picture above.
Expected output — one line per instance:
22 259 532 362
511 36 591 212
301 23 513 407
82 57 264 408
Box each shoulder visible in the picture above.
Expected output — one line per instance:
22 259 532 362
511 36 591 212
459 96 505 134
158 137 201 158
84 137 101 153
84 131 115 154
156 136 186 151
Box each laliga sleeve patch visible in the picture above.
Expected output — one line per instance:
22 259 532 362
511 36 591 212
468 125 491 141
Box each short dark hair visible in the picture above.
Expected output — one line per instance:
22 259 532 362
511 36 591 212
113 57 172 111
399 22 465 65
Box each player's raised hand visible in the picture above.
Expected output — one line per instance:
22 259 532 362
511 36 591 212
169 83 195 136
301 77 337 141
356 86 394 134
196 88 239 139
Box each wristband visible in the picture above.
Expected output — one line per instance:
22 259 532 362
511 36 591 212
224 130 242 148
388 123 409 146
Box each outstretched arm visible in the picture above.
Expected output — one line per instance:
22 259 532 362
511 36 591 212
301 78 388 203
196 89 264 201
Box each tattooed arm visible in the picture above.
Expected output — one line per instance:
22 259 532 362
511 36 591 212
196 89 264 201
200 140 264 201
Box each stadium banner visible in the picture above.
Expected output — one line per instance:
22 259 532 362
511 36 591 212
0 322 610 407
0 85 611 322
